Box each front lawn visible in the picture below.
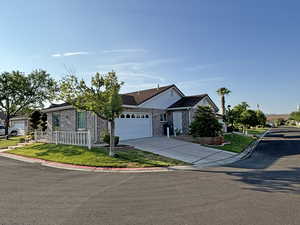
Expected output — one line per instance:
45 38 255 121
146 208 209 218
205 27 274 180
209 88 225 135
7 143 188 168
210 133 255 153
246 128 268 136
0 136 25 149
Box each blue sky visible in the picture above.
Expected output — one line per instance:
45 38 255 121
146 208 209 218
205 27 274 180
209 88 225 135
0 0 299 114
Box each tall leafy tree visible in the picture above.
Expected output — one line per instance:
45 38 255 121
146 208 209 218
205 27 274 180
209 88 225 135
256 110 267 127
290 111 300 122
240 109 259 131
0 70 57 138
216 87 231 115
60 71 123 156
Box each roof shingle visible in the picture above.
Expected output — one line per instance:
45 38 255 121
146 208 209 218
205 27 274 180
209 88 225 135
168 94 207 108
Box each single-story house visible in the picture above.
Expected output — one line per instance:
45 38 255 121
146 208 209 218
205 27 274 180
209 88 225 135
43 84 220 142
0 111 5 125
10 116 30 135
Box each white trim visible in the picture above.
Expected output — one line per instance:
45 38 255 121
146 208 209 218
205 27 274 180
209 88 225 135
42 105 74 113
193 96 219 112
122 104 139 108
43 104 139 113
168 107 191 110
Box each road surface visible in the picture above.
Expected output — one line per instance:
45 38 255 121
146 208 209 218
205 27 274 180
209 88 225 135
0 127 299 225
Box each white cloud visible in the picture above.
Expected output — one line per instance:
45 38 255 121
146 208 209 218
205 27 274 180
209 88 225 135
51 53 62 57
96 58 179 93
51 51 89 57
102 49 147 54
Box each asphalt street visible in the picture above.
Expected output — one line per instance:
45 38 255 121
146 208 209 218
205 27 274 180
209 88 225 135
0 127 299 225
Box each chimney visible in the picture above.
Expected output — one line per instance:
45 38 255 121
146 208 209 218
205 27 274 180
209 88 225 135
157 84 160 90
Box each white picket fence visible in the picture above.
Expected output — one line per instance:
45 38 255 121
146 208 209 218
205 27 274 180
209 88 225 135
35 130 92 149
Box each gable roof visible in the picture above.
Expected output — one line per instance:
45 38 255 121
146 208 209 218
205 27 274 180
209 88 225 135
124 84 182 105
168 94 208 108
46 85 180 110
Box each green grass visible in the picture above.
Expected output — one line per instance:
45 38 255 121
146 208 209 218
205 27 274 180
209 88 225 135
7 143 188 168
0 136 25 149
246 128 268 135
211 133 255 153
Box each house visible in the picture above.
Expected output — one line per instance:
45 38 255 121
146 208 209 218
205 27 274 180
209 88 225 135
10 116 30 135
43 84 219 142
0 111 5 125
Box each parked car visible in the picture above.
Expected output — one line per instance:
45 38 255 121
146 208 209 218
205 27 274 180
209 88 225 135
0 125 18 136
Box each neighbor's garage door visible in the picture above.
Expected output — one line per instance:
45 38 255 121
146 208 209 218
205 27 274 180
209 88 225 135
12 121 25 135
115 112 152 140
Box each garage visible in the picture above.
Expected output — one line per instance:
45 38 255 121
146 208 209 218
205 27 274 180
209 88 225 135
115 112 153 140
10 120 26 135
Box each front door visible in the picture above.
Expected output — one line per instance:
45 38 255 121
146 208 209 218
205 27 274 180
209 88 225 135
173 111 182 133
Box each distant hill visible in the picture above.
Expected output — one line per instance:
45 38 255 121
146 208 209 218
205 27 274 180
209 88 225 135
266 114 290 121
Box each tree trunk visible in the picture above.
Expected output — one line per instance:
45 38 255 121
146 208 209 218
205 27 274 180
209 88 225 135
221 95 227 133
4 115 9 140
221 95 225 115
109 120 115 157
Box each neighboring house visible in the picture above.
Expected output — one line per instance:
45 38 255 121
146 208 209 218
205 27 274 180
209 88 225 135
10 116 29 135
0 111 5 125
43 84 219 142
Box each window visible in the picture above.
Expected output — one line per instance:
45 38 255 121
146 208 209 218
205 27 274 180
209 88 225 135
145 114 149 118
160 113 167 122
131 114 135 118
52 113 60 130
120 114 125 118
126 114 131 118
76 111 87 129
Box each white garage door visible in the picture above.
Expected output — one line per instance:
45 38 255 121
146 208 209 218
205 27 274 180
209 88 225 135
115 112 152 140
11 121 25 135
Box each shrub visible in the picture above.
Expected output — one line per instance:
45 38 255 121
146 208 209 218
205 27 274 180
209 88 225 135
189 106 223 137
101 131 119 146
19 138 26 143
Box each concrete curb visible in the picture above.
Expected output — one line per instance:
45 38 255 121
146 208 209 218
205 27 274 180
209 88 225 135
0 151 183 173
0 130 270 172
190 129 271 169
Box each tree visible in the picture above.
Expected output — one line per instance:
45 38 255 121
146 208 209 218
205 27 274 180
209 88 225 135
216 87 231 115
290 111 300 122
40 113 48 131
29 110 42 131
0 70 57 138
239 109 259 131
189 106 223 137
231 102 250 125
60 71 123 156
256 110 267 127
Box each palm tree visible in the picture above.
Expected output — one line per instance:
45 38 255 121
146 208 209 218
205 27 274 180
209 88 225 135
216 87 231 115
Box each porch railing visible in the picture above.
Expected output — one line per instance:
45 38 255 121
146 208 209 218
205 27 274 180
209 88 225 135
34 130 92 150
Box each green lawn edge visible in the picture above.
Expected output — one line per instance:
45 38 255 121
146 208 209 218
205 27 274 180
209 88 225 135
0 136 25 149
7 143 189 168
207 133 256 153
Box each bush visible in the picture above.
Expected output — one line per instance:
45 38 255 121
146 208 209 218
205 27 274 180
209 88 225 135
102 134 119 146
19 138 26 143
189 106 223 137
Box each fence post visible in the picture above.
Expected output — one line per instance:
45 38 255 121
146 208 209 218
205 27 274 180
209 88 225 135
167 127 170 138
55 131 58 145
87 130 91 150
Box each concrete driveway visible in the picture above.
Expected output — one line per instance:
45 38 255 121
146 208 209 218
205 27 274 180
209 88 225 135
121 137 236 164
